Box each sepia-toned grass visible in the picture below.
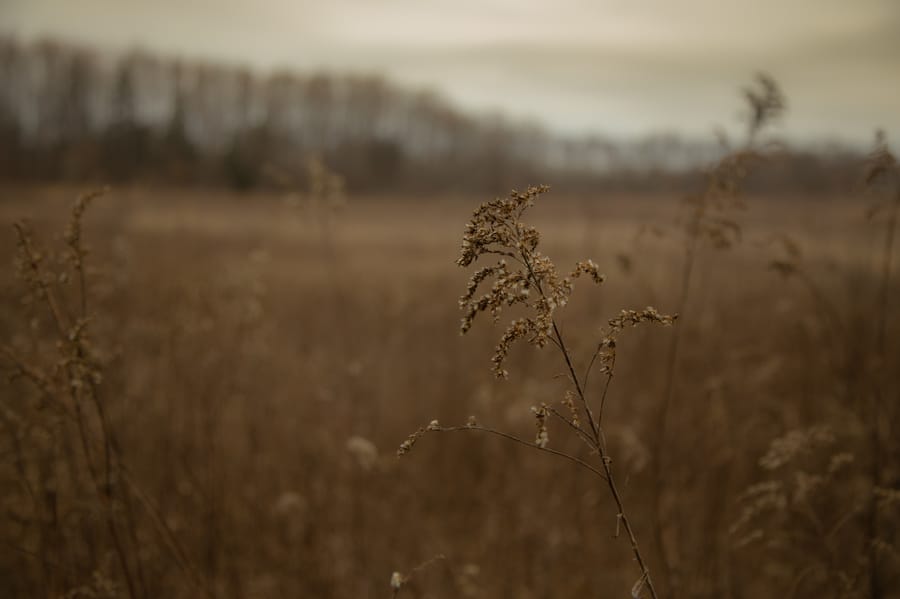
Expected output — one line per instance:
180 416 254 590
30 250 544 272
0 174 898 598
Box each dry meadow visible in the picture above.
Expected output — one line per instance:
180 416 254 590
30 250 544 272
1 179 897 598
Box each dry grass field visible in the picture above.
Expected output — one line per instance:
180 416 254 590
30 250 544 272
1 177 897 598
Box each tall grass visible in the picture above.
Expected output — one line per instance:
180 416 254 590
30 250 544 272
0 79 898 599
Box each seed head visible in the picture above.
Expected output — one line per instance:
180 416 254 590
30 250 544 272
456 186 607 377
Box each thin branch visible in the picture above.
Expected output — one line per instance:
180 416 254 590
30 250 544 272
545 405 597 451
597 358 616 426
433 425 608 481
551 321 601 445
582 345 602 394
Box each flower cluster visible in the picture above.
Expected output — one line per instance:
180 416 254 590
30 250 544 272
593 307 677 376
396 420 442 456
397 426 426 456
561 390 580 429
531 404 549 448
457 185 548 269
456 185 606 378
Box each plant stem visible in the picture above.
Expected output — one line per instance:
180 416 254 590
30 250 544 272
549 323 659 599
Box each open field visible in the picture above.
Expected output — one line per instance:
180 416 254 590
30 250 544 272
1 184 898 598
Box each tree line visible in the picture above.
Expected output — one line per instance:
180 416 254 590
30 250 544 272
0 36 865 194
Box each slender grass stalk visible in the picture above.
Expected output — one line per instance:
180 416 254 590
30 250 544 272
863 132 899 599
400 185 675 598
649 74 785 596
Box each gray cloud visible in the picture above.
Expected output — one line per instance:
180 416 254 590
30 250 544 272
2 0 897 145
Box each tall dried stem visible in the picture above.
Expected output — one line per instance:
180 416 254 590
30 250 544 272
650 73 785 595
400 185 675 598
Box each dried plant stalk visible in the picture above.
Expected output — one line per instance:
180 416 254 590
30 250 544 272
400 185 675 599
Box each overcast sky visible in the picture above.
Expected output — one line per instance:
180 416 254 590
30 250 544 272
2 0 898 146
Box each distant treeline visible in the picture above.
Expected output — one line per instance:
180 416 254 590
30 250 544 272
0 37 869 194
